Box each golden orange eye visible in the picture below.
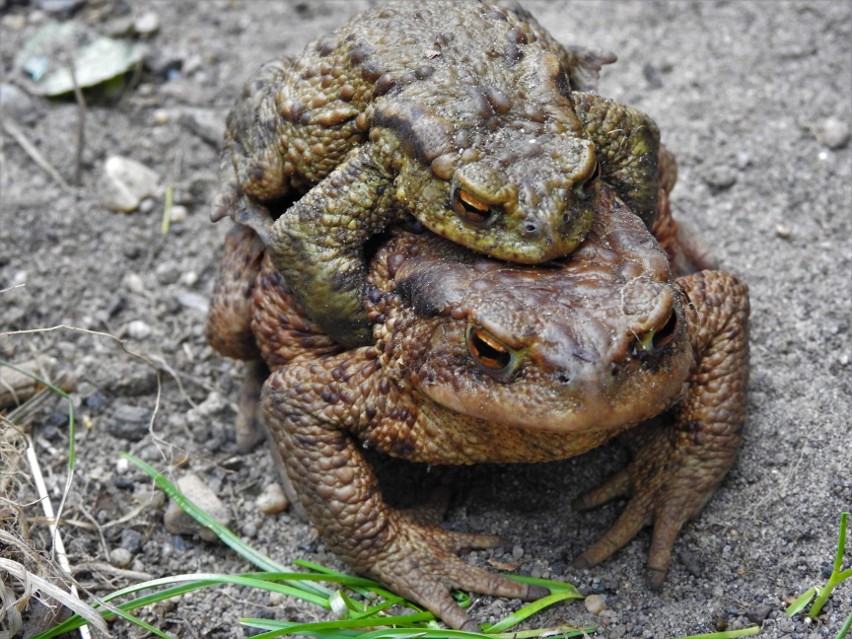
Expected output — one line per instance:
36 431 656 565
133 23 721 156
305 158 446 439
466 326 516 376
574 160 601 199
635 309 678 354
453 189 496 226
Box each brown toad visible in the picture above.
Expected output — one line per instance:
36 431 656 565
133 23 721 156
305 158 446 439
213 0 664 347
234 189 750 629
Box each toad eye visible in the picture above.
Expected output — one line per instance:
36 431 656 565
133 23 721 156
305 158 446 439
634 309 678 355
466 326 519 380
574 160 601 200
452 189 498 226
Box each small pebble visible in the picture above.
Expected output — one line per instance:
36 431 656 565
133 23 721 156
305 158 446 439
155 260 181 285
120 529 143 554
175 289 208 314
512 545 524 559
134 10 160 35
584 594 607 615
775 224 792 239
0 83 37 124
186 392 229 420
139 197 156 214
2 14 27 30
99 156 160 213
183 54 203 75
11 270 27 286
153 109 171 125
163 473 231 542
179 270 199 287
33 0 84 16
122 273 146 294
747 604 773 624
108 404 153 441
126 319 152 339
736 151 751 169
179 109 226 145
817 117 850 150
115 456 130 474
169 205 188 224
135 488 166 509
256 483 290 515
705 165 737 190
109 547 133 568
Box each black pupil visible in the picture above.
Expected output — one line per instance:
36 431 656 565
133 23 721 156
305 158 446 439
461 200 491 221
472 332 511 369
651 311 678 350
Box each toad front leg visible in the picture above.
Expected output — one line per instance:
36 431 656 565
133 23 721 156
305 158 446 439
573 270 750 587
266 145 399 349
262 354 546 630
573 92 662 228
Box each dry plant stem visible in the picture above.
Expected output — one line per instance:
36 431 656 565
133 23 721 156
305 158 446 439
0 356 74 410
71 561 153 582
24 434 93 639
0 372 76 499
0 558 107 635
0 116 75 194
67 55 87 187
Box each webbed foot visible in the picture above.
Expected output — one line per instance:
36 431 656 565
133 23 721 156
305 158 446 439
366 517 548 630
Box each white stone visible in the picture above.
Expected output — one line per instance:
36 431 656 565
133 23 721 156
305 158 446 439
256 483 289 515
584 594 607 615
125 320 151 339
163 472 231 542
134 10 160 35
100 155 160 212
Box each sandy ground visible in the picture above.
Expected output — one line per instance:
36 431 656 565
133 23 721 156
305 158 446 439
1 1 850 637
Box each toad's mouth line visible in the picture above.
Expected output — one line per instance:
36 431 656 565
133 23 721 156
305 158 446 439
418 374 686 435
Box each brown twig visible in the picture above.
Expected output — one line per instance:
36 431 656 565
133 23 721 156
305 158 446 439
0 116 75 194
67 54 87 187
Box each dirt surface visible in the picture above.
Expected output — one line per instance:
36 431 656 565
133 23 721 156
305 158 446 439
1 1 850 638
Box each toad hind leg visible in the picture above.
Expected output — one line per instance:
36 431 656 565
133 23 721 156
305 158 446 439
205 224 270 451
262 357 546 630
573 270 749 587
267 145 399 349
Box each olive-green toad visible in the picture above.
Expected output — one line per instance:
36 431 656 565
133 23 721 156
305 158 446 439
213 0 663 346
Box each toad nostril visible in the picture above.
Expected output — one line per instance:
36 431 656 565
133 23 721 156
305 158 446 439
522 218 540 236
554 371 572 384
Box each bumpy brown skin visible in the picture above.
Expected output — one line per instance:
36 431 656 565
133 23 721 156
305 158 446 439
250 192 749 629
213 0 663 347
205 142 704 451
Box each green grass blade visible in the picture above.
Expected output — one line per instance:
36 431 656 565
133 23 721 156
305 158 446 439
494 626 592 639
483 590 580 633
833 512 848 576
785 586 817 616
294 557 401 601
0 357 77 467
836 612 852 639
672 628 760 639
124 452 292 573
264 611 438 635
354 628 489 639
505 574 583 596
32 571 367 639
106 605 176 639
242 619 363 639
